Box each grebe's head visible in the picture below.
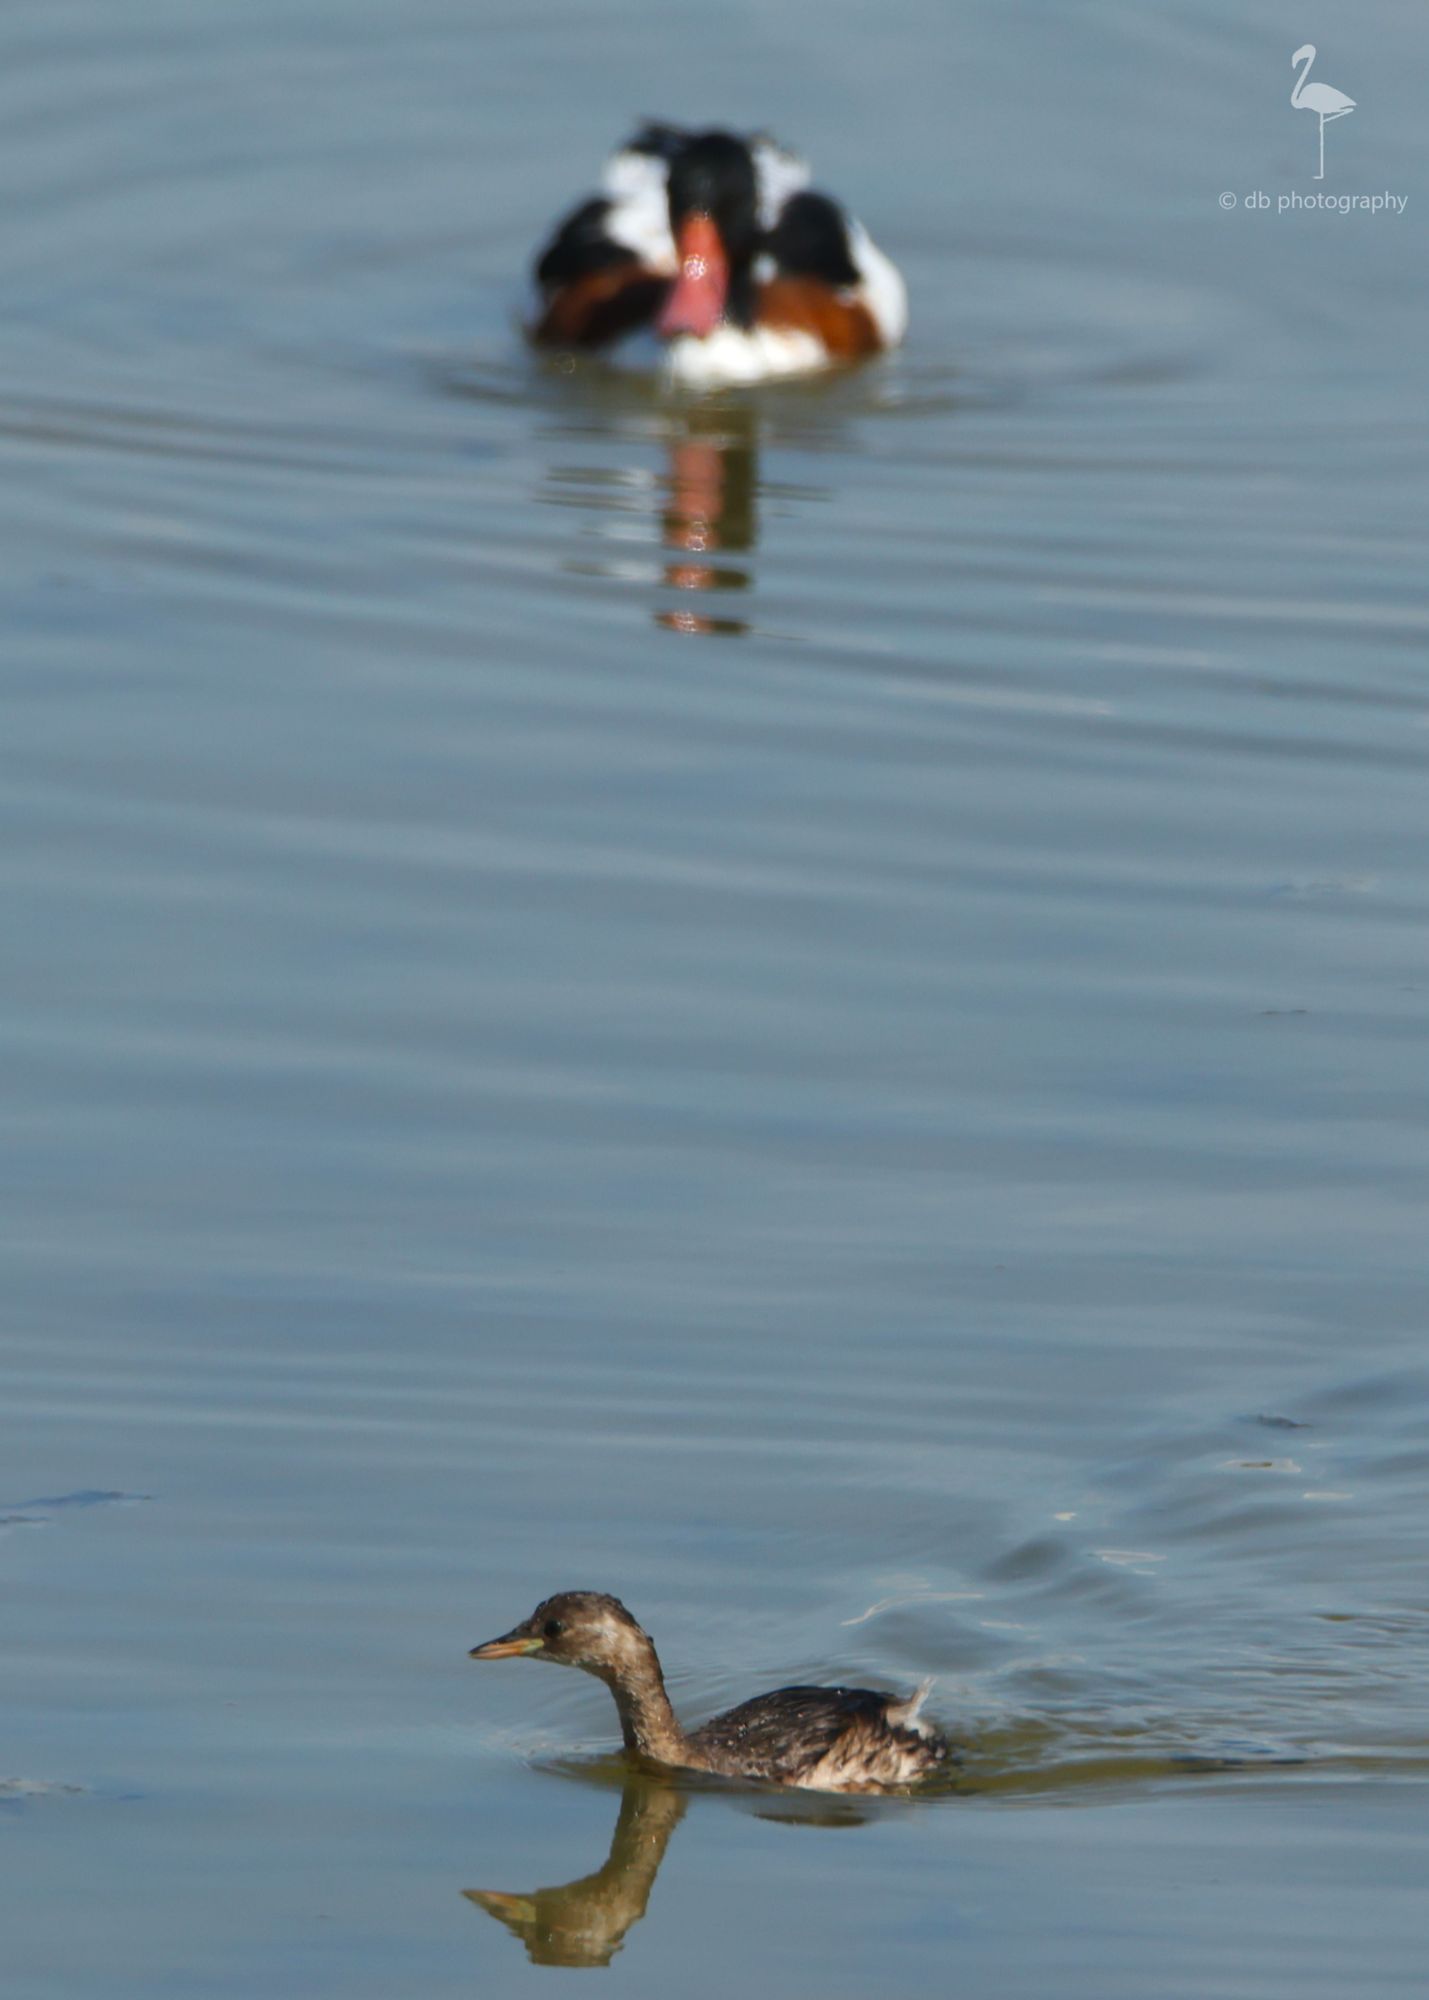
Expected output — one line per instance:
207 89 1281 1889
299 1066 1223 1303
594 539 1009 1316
470 1591 653 1680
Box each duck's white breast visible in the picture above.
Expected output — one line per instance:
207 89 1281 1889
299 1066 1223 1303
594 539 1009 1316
663 324 830 389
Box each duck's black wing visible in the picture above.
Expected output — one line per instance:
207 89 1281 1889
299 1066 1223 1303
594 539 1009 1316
530 128 683 351
688 1685 911 1786
530 200 670 348
756 189 908 360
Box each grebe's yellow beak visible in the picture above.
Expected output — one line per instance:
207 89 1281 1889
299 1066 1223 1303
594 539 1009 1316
469 1632 544 1660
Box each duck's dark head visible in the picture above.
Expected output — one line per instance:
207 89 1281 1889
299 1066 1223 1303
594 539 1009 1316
657 130 760 338
470 1591 654 1683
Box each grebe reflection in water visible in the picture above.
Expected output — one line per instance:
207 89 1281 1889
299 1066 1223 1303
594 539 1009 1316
465 1777 684 1969
464 1768 899 1969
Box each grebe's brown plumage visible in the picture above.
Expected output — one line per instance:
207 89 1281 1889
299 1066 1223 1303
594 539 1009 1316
470 1590 949 1792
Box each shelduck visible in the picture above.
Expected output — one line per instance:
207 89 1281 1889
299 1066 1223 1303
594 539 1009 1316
528 124 907 387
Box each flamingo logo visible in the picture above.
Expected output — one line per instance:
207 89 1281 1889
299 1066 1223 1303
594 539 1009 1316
1291 45 1355 180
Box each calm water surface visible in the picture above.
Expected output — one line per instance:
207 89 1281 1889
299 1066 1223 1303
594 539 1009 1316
3 2 1428 1995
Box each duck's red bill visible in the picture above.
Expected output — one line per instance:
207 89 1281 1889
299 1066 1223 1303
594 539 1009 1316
657 212 728 339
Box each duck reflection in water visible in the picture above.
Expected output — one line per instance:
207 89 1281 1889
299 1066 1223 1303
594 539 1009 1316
464 1774 685 1968
542 394 760 635
656 401 757 635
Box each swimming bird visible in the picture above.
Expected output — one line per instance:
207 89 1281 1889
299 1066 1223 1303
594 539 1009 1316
1290 45 1354 181
470 1590 949 1791
527 124 907 387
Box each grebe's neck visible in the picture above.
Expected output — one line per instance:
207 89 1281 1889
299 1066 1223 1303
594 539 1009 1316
599 1641 689 1764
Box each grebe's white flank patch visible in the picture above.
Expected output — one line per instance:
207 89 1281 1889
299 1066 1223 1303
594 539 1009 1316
884 1678 938 1738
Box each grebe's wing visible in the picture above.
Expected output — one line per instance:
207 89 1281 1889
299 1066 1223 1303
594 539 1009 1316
689 1685 914 1785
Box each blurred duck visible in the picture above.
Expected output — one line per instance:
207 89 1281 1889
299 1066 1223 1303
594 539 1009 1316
470 1590 948 1792
528 123 907 387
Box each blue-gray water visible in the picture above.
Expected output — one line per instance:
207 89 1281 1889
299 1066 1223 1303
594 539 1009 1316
4 2 1428 1994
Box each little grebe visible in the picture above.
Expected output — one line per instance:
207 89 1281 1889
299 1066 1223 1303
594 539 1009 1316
470 1590 948 1792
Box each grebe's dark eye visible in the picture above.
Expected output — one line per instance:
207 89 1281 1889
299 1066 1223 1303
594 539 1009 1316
543 1618 565 1639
